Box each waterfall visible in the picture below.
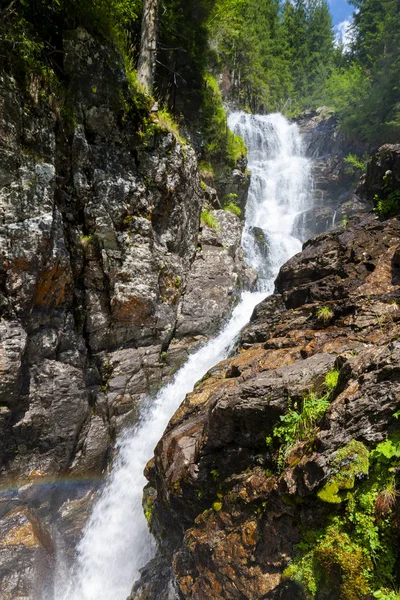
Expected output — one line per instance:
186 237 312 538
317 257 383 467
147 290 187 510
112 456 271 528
229 112 312 291
52 112 312 600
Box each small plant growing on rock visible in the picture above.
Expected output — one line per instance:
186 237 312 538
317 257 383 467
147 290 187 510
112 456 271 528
80 234 93 247
272 393 331 470
324 369 339 391
213 501 223 512
199 161 215 181
375 482 399 520
223 201 242 217
201 210 219 230
156 108 186 145
316 305 334 323
374 190 400 218
344 153 367 177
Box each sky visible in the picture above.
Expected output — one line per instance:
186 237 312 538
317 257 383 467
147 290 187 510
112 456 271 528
329 0 354 48
328 0 353 25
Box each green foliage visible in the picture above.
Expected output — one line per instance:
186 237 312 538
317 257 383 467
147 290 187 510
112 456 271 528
373 590 400 600
324 369 339 391
223 202 242 217
210 469 220 482
156 108 186 145
323 0 400 144
198 161 215 180
207 0 334 114
201 210 219 230
285 433 400 599
270 370 339 470
223 195 242 217
341 214 349 229
79 234 94 246
201 73 247 167
344 153 368 176
370 435 400 465
374 191 400 218
373 169 400 218
316 306 334 323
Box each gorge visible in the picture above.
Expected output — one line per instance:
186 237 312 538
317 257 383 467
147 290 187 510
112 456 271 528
0 1 400 599
54 112 313 600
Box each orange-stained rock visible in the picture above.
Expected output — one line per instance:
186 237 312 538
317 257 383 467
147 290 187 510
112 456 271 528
131 214 400 600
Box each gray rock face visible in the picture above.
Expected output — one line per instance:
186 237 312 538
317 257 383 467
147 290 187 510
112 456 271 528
295 108 371 239
0 28 251 596
175 210 256 340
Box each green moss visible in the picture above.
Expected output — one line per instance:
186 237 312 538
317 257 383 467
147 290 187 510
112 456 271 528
318 441 369 503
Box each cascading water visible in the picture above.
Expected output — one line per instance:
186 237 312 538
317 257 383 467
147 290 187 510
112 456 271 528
53 112 312 600
229 112 313 291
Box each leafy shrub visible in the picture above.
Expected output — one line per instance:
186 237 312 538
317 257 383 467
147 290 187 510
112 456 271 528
374 190 400 218
344 153 368 177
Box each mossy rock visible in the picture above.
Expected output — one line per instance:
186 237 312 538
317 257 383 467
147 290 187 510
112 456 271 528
318 440 369 504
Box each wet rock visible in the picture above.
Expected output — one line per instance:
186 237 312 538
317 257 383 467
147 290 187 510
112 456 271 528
11 360 89 475
0 506 54 600
175 210 256 341
295 108 370 240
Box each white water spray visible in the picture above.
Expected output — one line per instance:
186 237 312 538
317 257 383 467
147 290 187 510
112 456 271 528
54 112 312 600
229 112 312 291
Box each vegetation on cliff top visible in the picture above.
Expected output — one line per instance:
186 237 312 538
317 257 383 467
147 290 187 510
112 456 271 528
3 0 398 156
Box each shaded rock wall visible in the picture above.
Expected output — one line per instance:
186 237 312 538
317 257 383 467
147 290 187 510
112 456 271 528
132 213 400 600
294 108 370 240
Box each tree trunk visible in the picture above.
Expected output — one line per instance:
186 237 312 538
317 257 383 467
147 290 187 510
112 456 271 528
137 0 158 94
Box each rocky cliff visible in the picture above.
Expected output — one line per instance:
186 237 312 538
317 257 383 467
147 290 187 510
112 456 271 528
0 28 252 598
132 208 400 600
294 108 370 240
